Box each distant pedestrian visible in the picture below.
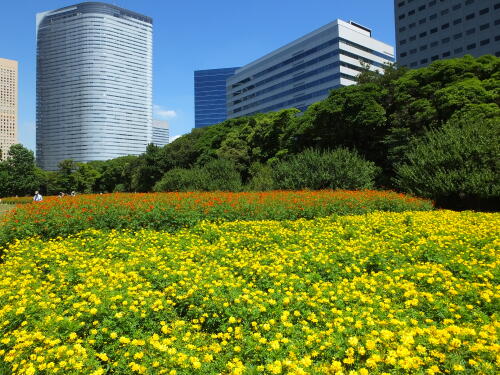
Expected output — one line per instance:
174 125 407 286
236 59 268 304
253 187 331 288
71 191 76 197
58 192 65 198
33 191 43 202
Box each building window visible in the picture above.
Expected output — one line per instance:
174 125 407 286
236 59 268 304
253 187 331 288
408 9 416 15
430 27 438 34
420 45 427 51
429 0 437 6
496 35 500 41
496 51 500 57
409 22 416 28
400 52 408 57
479 8 489 15
454 47 463 54
410 61 418 67
454 33 462 39
431 55 439 61
400 39 407 45
496 19 500 26
495 3 500 10
453 18 462 25
466 13 475 20
480 38 490 46
430 13 437 20
467 43 476 50
465 0 474 5
442 51 450 57
419 18 426 24
441 23 450 29
398 1 405 7
453 4 462 10
418 5 426 10
399 26 407 32
430 41 439 47
442 37 450 44
420 58 428 64
441 9 449 16
480 23 489 30
410 35 417 41
399 14 406 20
419 31 427 37
466 28 476 35
410 48 417 54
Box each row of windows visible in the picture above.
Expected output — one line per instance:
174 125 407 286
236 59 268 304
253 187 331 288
231 72 355 114
398 0 494 14
231 58 367 106
402 36 496 59
232 37 392 88
232 45 385 98
398 7 498 33
398 0 477 8
243 85 341 117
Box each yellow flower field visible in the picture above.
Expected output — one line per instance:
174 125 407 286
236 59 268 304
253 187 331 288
0 211 498 374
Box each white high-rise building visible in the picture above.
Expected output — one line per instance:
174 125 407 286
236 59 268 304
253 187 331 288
227 19 394 118
36 2 153 170
152 119 169 147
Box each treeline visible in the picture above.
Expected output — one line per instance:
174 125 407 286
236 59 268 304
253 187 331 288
1 55 498 210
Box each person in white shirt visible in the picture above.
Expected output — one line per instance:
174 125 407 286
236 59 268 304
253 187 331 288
33 191 43 202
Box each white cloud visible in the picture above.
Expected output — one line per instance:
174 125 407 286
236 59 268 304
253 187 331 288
154 104 177 119
169 134 183 143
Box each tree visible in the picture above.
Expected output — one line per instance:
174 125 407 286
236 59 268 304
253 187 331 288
394 108 500 210
0 144 43 196
73 163 101 193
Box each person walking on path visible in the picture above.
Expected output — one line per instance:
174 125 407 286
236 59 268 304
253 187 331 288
33 191 43 202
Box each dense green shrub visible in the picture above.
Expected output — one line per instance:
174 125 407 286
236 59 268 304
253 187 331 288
246 162 275 191
272 148 379 190
153 168 207 192
201 158 242 191
154 159 241 192
395 108 500 210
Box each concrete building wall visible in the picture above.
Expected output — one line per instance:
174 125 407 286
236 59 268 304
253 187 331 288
0 58 18 161
36 2 153 170
227 19 394 118
395 0 500 68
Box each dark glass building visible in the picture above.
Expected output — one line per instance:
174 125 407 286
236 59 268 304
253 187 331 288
194 67 239 128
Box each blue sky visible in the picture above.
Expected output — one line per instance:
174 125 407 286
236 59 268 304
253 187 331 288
0 0 395 151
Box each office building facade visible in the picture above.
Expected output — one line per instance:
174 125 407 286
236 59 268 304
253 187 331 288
395 0 500 68
195 67 239 128
227 19 394 119
36 2 153 170
0 58 18 161
152 119 169 147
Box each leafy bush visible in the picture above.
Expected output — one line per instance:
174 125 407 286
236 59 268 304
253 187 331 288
154 159 241 192
154 168 207 192
273 148 379 190
201 158 242 191
246 162 275 191
395 108 500 210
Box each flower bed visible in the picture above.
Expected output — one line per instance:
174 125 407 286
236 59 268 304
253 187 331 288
0 211 497 374
0 190 432 251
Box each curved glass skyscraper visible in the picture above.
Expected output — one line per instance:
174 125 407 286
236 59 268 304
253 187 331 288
36 2 153 170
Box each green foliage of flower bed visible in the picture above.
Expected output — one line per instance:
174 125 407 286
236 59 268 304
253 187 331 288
0 191 433 254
